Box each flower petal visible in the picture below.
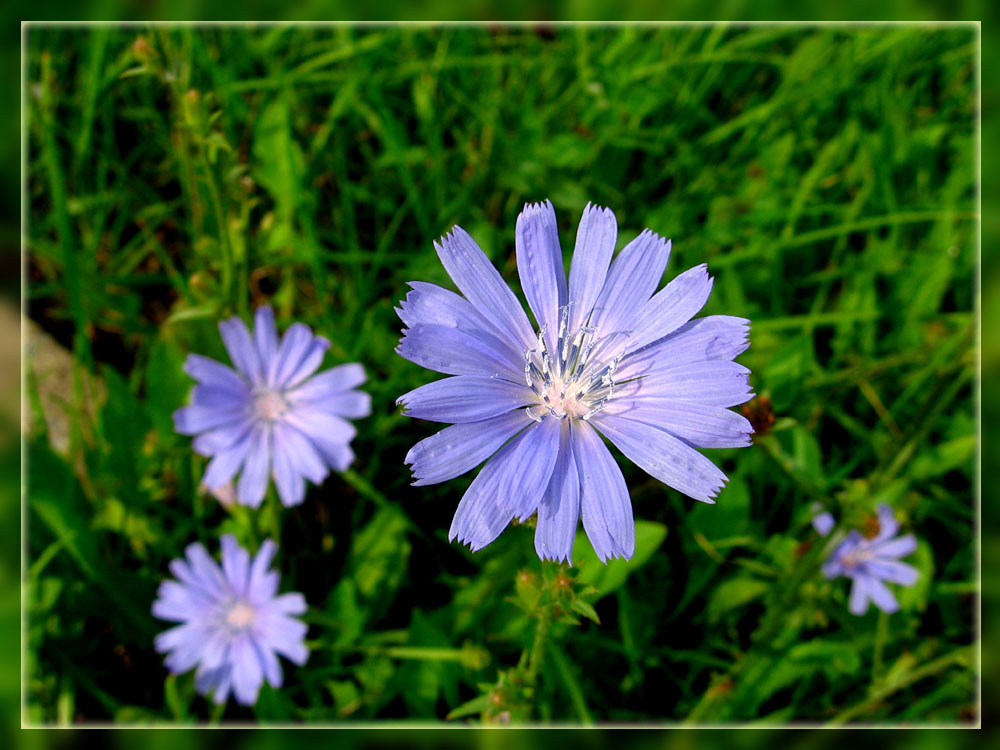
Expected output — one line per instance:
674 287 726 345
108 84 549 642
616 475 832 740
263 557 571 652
219 316 264 385
184 353 247 392
397 323 521 379
192 418 255 457
201 423 254 489
272 324 330 389
270 592 308 616
593 413 728 503
534 422 581 563
502 415 562 521
873 534 918 560
849 576 871 615
873 504 900 543
434 226 536 351
622 360 753 407
272 421 329 485
247 540 278 601
573 420 634 561
197 665 232 704
448 440 520 552
316 390 371 419
291 363 367 400
865 576 900 613
867 558 919 586
173 404 249 436
624 264 713 354
322 443 355 472
285 338 332 390
516 200 567 351
253 306 279 364
398 376 535 423
230 636 264 705
812 510 836 536
395 281 524 365
446 418 561 549
252 638 283 689
220 534 251 598
590 229 671 347
617 315 750 381
191 384 249 409
151 580 213 622
198 629 232 672
283 409 356 452
568 203 617 333
182 542 229 598
405 409 533 486
605 398 753 449
256 613 309 665
236 426 272 508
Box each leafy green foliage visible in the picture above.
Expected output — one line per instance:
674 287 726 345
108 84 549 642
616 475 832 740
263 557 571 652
25 25 976 725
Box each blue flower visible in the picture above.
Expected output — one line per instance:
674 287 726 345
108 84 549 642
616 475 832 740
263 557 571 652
396 201 753 563
811 502 836 536
152 535 308 706
173 307 370 507
822 504 919 615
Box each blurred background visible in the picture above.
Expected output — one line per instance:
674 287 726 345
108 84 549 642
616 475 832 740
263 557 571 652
15 21 979 730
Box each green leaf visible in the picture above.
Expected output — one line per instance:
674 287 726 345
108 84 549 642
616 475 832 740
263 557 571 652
897 540 934 613
326 579 364 646
573 520 668 599
145 335 189 438
707 576 770 621
347 507 412 610
97 367 151 500
691 476 750 540
446 693 491 721
910 435 975 480
327 680 361 717
570 598 601 625
29 441 154 635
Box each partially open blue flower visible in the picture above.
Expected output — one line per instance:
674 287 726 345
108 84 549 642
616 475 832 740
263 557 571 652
822 504 919 615
396 201 753 563
152 536 308 706
174 307 370 507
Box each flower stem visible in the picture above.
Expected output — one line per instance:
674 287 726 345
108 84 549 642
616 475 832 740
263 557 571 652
526 607 552 686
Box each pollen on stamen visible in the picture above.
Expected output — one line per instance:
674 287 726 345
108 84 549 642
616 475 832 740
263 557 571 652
226 601 256 629
254 389 288 421
522 304 625 423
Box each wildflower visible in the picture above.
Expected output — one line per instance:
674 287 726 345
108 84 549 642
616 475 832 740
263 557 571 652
810 502 835 536
174 307 370 507
396 201 753 563
822 504 919 615
152 535 308 706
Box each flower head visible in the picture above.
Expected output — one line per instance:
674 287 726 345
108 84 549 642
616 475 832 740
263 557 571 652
810 502 836 536
152 535 308 706
173 307 371 507
822 504 919 615
396 201 753 563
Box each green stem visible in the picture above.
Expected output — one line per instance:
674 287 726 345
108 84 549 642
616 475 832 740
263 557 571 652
825 647 971 727
684 530 844 723
872 609 889 684
526 608 552 686
200 157 236 311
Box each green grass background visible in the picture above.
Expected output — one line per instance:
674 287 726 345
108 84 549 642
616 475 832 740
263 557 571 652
23 24 976 725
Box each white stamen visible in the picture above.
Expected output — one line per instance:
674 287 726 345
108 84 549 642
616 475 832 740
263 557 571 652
226 601 255 629
254 389 288 421
521 308 625 423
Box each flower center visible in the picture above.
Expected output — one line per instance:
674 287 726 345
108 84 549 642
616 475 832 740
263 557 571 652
253 388 288 421
523 305 623 422
842 546 874 569
226 601 256 630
